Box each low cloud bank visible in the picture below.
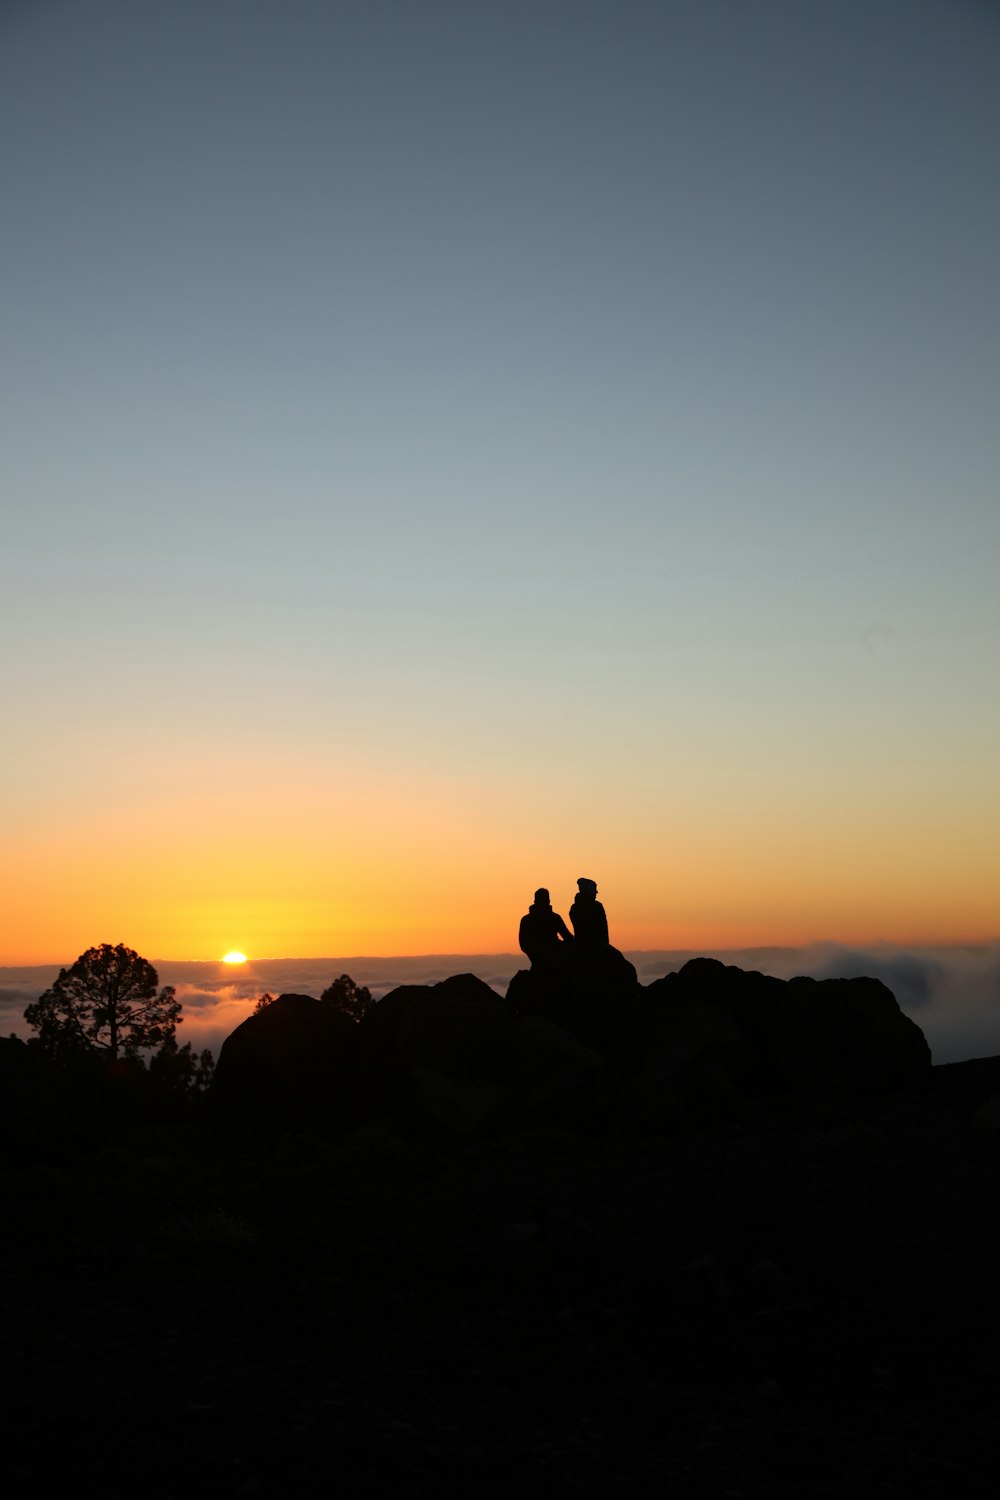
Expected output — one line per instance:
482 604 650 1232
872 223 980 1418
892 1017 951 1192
3 944 998 1065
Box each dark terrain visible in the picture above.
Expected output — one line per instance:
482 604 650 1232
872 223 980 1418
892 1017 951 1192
3 1054 999 1498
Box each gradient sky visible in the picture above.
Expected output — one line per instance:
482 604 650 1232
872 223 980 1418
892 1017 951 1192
2 0 998 964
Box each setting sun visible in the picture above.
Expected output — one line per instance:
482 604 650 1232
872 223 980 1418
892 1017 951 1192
222 951 248 965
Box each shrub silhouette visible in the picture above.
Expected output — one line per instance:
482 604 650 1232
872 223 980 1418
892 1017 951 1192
148 1035 215 1094
320 974 374 1022
253 978 372 1020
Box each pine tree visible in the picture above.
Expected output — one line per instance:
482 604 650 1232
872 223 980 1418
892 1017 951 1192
25 943 180 1063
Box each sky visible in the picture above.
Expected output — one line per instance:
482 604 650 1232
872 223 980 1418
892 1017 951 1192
2 0 998 967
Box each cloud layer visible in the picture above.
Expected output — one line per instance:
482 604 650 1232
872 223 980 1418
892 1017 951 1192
4 945 998 1065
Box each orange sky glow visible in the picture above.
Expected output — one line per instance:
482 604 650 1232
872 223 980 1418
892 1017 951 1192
3 740 995 965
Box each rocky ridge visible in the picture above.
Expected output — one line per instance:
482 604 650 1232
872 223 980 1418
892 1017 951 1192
212 955 932 1135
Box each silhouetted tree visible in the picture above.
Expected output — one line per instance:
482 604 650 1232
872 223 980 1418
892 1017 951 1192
25 943 180 1064
148 1035 215 1094
320 974 374 1022
253 992 276 1013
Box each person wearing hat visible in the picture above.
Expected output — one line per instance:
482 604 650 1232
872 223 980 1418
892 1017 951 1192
518 887 574 972
569 877 610 950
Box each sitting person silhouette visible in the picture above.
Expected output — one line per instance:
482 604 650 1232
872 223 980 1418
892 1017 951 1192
569 877 610 950
519 887 574 972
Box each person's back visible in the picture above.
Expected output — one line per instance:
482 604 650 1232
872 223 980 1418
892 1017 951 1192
519 887 573 970
569 877 609 950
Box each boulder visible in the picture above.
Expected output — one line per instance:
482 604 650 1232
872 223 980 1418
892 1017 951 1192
212 993 361 1130
619 989 747 1131
636 958 931 1117
357 974 517 1132
506 946 642 1052
773 972 933 1096
495 1013 605 1128
406 1065 506 1135
361 973 505 1059
358 975 604 1133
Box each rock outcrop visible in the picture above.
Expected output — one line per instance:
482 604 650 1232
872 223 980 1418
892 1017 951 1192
625 957 932 1127
212 993 361 1129
506 946 642 1051
209 959 932 1135
359 972 605 1133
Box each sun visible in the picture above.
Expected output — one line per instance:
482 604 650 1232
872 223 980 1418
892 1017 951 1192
222 950 248 965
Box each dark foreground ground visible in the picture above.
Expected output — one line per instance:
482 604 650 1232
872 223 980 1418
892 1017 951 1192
3 1058 999 1498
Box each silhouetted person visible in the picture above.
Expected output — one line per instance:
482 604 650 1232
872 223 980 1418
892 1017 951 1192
519 887 574 973
569 877 609 950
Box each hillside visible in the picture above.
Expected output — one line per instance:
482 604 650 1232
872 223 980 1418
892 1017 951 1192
3 1047 999 1497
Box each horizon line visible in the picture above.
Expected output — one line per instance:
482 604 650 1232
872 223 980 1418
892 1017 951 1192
4 937 998 971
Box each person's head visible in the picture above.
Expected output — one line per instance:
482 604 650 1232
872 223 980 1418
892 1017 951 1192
534 887 551 906
577 877 598 897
